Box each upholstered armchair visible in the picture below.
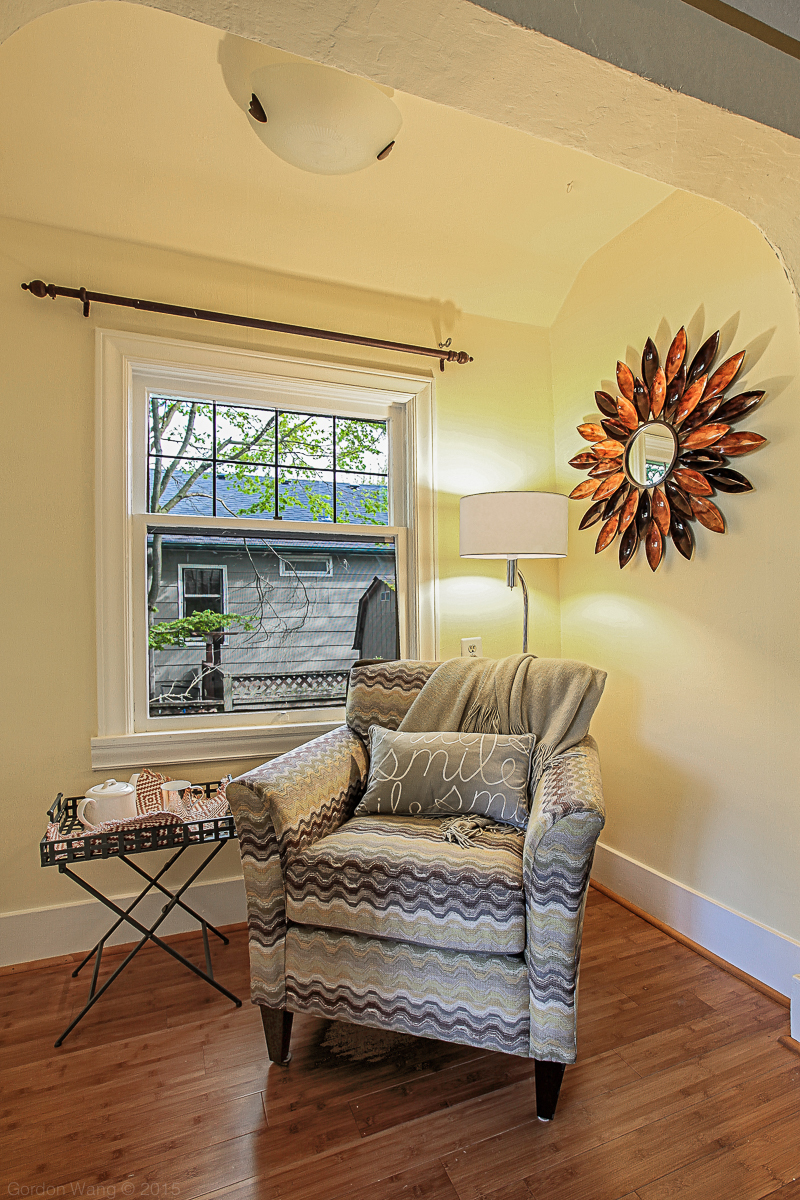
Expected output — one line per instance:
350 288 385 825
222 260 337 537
227 658 605 1121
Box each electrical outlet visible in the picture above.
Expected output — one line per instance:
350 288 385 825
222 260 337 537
461 637 483 659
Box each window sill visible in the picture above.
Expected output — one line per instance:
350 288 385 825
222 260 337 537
90 719 344 771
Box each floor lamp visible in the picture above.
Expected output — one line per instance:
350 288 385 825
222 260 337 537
459 491 568 654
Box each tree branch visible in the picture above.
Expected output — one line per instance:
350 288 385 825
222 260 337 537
159 405 199 496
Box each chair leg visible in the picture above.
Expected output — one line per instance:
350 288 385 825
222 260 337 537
534 1059 566 1121
259 1006 293 1065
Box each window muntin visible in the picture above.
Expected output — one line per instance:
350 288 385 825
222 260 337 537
148 530 398 718
147 398 388 525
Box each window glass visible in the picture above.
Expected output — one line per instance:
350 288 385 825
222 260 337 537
148 399 388 525
148 530 398 717
180 566 225 618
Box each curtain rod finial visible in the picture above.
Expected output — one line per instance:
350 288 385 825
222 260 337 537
23 279 49 298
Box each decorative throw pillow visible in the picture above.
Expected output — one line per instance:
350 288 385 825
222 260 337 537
354 728 535 829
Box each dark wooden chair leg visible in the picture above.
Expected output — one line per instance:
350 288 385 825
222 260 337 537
534 1059 566 1121
260 1006 293 1065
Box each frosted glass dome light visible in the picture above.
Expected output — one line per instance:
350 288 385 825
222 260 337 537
247 62 402 175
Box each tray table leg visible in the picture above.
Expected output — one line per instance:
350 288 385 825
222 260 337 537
120 845 230 944
53 852 241 1046
88 944 103 999
202 922 213 979
71 846 189 977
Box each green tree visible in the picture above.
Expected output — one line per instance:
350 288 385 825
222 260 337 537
147 609 254 651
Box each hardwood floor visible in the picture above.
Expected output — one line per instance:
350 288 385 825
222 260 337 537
1 888 798 1200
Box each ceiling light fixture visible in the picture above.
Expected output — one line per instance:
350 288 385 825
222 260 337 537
247 62 402 175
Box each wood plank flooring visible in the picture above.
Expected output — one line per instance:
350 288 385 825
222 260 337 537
1 888 797 1200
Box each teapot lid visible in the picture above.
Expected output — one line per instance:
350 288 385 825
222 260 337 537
86 778 135 797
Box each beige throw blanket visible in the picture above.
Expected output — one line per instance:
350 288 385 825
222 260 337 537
398 655 606 841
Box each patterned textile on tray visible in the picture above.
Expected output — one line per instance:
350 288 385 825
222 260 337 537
345 659 439 740
285 925 530 1057
135 768 180 814
285 813 526 954
47 773 232 840
354 728 534 828
227 725 369 1008
130 770 231 823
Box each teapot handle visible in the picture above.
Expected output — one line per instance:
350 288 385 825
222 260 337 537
76 799 97 830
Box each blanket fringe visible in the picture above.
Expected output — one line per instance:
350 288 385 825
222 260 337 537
463 699 500 733
440 814 521 847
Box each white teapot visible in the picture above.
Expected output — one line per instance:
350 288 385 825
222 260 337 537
77 779 137 829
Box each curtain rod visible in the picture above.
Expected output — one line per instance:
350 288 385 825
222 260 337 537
21 280 473 371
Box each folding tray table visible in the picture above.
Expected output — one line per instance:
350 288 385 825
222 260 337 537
40 782 242 1046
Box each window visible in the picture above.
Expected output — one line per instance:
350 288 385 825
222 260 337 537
93 331 435 769
179 565 226 618
278 556 333 578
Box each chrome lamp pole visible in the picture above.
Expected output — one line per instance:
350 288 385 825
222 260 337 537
506 558 530 654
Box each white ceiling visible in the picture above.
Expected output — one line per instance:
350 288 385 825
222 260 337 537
0 1 673 327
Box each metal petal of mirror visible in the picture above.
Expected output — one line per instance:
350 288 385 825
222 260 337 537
568 326 768 570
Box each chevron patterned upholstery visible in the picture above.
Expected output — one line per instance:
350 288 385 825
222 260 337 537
285 813 527 955
227 658 605 1117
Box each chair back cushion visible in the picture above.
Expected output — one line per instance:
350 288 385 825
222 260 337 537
346 660 439 740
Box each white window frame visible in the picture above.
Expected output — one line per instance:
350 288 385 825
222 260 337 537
93 329 437 770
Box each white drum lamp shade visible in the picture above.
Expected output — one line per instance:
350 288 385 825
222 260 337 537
248 63 402 175
460 492 568 560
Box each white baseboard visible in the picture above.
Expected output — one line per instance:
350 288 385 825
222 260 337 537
4 843 799 1037
0 875 247 968
592 841 800 1000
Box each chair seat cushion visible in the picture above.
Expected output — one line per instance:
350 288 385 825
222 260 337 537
285 814 526 955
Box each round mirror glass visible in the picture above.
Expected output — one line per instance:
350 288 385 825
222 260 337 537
624 421 679 487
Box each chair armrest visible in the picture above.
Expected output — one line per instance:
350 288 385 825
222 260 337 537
523 734 605 1063
229 724 369 855
226 724 369 1008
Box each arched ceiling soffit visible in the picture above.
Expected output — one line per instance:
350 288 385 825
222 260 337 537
4 0 799 314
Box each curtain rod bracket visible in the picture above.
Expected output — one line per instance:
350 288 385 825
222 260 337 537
21 280 474 369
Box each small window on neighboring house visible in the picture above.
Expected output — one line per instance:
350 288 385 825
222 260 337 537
180 566 226 618
278 556 333 578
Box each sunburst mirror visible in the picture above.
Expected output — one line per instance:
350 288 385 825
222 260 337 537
568 327 768 570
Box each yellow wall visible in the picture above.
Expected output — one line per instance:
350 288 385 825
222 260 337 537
551 191 800 942
1 214 557 919
6 187 797 953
